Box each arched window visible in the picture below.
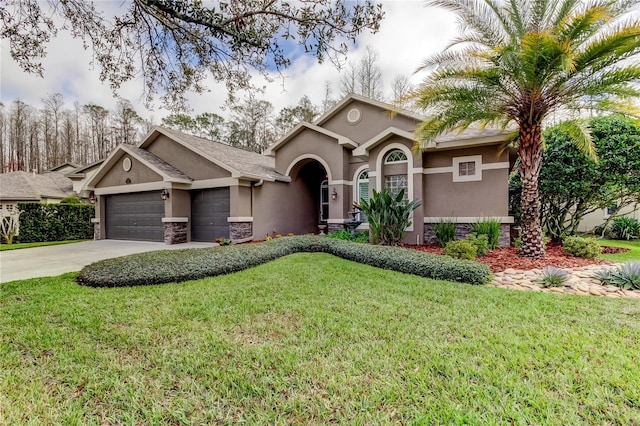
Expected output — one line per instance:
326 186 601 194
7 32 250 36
356 169 369 204
384 149 408 164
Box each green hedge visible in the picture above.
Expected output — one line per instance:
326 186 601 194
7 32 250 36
17 202 94 243
77 236 492 288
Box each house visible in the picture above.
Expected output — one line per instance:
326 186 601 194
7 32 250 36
87 94 516 245
0 170 76 212
578 203 640 233
47 162 79 174
65 159 105 200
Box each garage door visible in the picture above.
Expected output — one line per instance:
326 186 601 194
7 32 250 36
105 192 164 241
191 188 230 242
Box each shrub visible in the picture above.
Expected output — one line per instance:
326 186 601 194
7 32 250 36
562 236 602 258
59 196 83 204
595 262 640 290
611 217 640 241
465 233 489 256
432 218 457 247
215 237 232 246
470 217 501 249
356 189 421 245
78 236 492 288
17 202 94 243
537 267 568 288
328 229 369 243
444 240 477 260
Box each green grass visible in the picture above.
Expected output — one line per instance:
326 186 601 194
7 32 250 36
0 240 88 251
599 239 640 262
2 253 639 424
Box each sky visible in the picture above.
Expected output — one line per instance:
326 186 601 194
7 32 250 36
0 1 458 121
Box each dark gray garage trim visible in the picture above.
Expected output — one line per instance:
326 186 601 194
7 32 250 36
105 192 164 241
191 188 230 242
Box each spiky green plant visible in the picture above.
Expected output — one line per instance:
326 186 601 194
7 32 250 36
595 261 640 290
537 267 569 288
356 189 422 245
411 0 640 259
471 217 502 249
433 218 458 247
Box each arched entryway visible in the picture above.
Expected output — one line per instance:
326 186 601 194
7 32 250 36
287 158 330 235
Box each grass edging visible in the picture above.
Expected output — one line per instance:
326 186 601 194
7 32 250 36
0 240 88 251
77 236 492 287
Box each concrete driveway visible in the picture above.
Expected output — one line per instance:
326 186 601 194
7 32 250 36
0 240 217 283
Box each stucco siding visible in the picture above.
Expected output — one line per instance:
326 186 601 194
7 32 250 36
274 129 347 180
95 155 162 188
146 135 231 180
423 169 509 217
578 204 640 232
253 180 319 237
424 146 507 168
321 100 419 145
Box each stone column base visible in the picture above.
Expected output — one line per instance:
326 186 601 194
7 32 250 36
327 223 343 233
93 223 101 240
164 222 187 244
229 222 252 240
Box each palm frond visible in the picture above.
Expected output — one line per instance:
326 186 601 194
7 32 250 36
553 120 597 160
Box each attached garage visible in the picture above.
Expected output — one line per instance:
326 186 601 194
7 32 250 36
105 192 164 241
191 188 230 241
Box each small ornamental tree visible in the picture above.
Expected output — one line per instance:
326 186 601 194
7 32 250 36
0 207 22 244
356 189 422 246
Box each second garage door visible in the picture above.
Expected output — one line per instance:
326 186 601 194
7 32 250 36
191 188 230 242
105 192 164 241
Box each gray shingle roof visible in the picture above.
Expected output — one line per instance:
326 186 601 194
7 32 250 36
0 171 74 200
157 127 285 180
125 146 192 181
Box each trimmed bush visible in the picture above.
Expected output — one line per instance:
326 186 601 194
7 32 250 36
17 202 94 243
465 233 489 256
562 236 602 258
470 217 501 249
77 236 492 288
59 196 83 204
444 240 477 260
432 218 457 247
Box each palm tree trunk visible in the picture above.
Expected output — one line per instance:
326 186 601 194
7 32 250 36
518 122 545 258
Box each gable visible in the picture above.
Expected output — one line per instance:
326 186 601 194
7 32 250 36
95 153 163 188
145 134 232 180
317 98 420 145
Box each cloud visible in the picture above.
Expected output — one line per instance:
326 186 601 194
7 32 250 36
0 1 457 119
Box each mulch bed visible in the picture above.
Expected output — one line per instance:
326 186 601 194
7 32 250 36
409 242 615 273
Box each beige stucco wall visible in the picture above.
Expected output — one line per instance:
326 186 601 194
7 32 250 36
146 135 231 180
424 146 507 168
578 204 640 233
253 180 321 237
320 100 419 145
95 155 162 188
230 184 252 217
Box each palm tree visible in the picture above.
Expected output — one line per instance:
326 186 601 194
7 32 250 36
411 0 640 258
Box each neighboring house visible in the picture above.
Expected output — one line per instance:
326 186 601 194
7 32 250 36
578 203 640 233
47 162 79 174
87 94 516 245
65 159 105 200
0 171 76 212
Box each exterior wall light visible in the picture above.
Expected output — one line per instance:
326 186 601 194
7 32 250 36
89 194 97 204
331 188 338 200
161 188 170 200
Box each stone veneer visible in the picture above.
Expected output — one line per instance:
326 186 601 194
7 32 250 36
164 222 187 244
229 222 252 240
93 223 101 240
424 223 511 247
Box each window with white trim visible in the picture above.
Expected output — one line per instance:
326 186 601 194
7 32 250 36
384 149 408 164
356 169 369 203
452 155 482 182
385 175 408 200
5 204 14 212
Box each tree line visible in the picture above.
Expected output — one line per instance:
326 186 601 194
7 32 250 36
0 96 150 173
1 47 416 171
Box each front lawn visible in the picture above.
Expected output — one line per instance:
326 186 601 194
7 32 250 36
0 240 88 251
599 239 640 262
1 253 639 424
